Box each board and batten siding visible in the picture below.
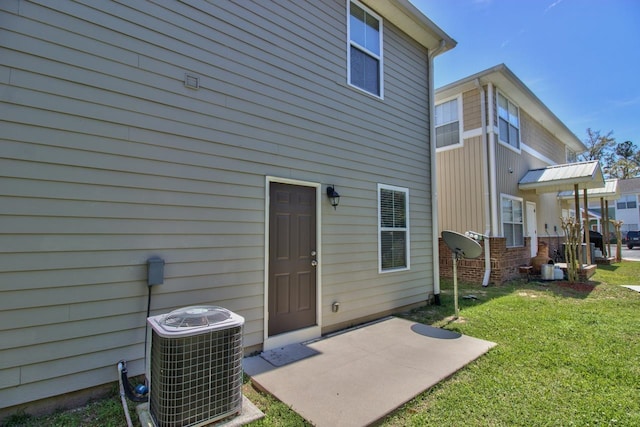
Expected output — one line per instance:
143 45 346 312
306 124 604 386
436 136 486 234
0 0 434 409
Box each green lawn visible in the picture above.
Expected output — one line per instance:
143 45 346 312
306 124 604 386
5 262 640 427
385 262 640 426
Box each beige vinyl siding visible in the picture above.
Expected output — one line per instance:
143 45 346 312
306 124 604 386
520 110 568 164
1 0 433 407
436 136 486 234
462 88 482 131
495 143 549 196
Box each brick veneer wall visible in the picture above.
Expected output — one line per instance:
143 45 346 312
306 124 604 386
439 236 532 285
537 236 564 262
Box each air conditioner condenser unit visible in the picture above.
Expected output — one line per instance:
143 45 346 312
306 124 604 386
147 306 244 427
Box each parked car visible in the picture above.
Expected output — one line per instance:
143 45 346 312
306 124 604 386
627 231 640 249
584 230 604 252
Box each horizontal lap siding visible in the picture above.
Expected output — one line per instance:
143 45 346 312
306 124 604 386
520 110 567 164
0 0 432 407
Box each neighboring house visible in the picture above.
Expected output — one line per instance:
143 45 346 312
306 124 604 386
584 177 640 236
614 177 640 234
0 0 455 415
434 64 599 284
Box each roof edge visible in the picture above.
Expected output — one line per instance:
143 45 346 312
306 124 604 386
362 0 456 54
436 64 585 154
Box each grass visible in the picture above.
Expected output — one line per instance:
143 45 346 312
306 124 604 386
384 261 640 426
4 262 639 427
2 387 137 427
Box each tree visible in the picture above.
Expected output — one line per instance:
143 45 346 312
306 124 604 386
578 128 615 165
577 129 640 179
608 140 640 179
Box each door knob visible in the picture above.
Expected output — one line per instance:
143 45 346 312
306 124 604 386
311 260 318 267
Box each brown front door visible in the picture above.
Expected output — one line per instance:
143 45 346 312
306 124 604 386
268 182 317 337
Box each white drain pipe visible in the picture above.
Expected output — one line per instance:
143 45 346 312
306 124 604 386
429 39 447 304
475 79 492 287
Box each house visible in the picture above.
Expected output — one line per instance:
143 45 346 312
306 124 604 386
0 0 456 416
434 64 605 284
580 176 639 243
613 177 640 234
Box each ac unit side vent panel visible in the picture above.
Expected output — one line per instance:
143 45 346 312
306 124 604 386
149 311 244 427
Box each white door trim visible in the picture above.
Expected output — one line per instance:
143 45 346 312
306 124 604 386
263 176 322 351
526 201 537 258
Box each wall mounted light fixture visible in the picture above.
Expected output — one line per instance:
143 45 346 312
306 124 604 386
326 186 340 210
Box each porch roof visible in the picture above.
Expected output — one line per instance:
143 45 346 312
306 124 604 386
557 178 619 201
518 160 605 194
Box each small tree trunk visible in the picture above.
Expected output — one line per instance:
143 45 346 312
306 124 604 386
561 216 581 283
613 220 623 262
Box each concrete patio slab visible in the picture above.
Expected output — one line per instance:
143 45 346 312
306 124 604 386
244 317 496 427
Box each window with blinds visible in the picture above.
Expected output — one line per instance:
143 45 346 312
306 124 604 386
378 184 409 272
498 92 520 150
435 98 461 149
348 0 383 97
501 195 524 247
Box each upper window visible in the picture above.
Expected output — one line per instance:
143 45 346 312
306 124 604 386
378 184 409 272
566 147 577 163
501 195 524 247
435 98 461 149
497 92 520 149
617 195 637 210
348 1 383 97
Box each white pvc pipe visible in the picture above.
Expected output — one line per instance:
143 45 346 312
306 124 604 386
117 362 134 427
487 82 499 235
475 79 492 287
429 40 447 302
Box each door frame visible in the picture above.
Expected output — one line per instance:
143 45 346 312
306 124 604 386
526 201 537 258
263 176 322 351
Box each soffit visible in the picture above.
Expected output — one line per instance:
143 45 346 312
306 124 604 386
361 0 456 54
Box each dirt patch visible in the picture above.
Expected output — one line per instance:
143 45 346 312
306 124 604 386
554 281 596 292
518 292 539 298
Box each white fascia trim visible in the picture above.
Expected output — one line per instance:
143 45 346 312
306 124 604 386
462 128 483 139
435 141 463 153
521 142 557 166
498 138 522 154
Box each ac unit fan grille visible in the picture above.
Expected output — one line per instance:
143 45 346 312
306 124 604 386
150 325 243 427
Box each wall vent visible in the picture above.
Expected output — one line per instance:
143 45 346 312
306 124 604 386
184 73 199 89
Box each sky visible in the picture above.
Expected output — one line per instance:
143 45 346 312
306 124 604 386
410 0 640 148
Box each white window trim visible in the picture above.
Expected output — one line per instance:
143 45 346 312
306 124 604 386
378 183 410 273
435 94 463 152
497 91 521 153
500 193 524 248
347 0 384 99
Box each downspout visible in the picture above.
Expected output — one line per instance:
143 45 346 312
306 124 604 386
475 79 492 287
487 82 499 234
429 39 446 304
